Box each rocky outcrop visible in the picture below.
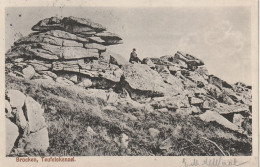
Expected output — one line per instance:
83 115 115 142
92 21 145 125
6 16 125 90
5 16 252 151
5 90 49 155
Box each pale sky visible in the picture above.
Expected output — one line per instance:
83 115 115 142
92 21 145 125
5 7 251 85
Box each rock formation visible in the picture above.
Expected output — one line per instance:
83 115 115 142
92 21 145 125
5 90 49 155
5 16 252 156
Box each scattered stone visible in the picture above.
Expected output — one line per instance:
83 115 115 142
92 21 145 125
87 126 97 136
120 133 129 148
148 128 160 138
84 43 106 51
159 138 172 151
200 110 240 132
201 100 214 110
22 65 35 79
78 78 92 88
152 95 190 110
233 113 244 127
190 97 203 106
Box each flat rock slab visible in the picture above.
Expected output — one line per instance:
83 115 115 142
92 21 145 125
214 103 250 115
31 17 64 31
62 47 99 60
32 16 106 33
84 43 106 51
175 51 204 66
200 110 240 132
45 30 88 43
62 16 106 32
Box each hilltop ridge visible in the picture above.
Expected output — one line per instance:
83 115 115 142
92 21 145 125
5 16 252 156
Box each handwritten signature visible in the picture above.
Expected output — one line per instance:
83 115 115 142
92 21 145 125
182 157 248 167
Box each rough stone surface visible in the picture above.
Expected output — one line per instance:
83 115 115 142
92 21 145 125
120 133 129 148
190 97 204 106
233 113 244 127
78 78 92 88
7 89 26 108
62 47 99 60
122 63 166 98
5 100 12 118
100 50 128 66
15 107 28 130
200 110 240 132
25 96 46 133
25 127 49 152
5 16 252 156
6 118 19 155
56 77 75 86
151 95 190 110
142 58 156 68
87 126 97 136
22 65 35 79
148 128 160 138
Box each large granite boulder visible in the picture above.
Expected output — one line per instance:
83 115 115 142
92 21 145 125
5 90 49 155
121 63 167 99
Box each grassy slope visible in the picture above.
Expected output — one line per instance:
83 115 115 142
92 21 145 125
6 75 252 156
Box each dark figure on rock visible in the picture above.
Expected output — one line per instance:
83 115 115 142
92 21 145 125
129 48 141 63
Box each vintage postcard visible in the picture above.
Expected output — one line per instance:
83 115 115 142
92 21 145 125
0 0 258 166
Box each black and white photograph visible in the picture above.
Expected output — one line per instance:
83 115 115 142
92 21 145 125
1 0 259 166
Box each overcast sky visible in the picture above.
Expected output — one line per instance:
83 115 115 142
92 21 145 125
5 7 251 85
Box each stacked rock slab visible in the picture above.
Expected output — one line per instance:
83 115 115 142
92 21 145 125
5 90 49 155
6 16 126 89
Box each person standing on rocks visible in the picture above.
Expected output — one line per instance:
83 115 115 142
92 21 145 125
129 48 141 63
